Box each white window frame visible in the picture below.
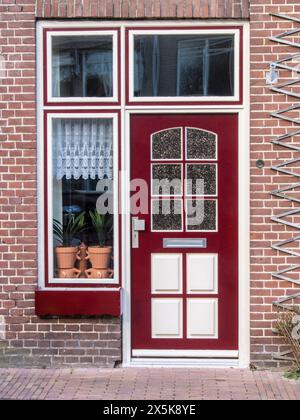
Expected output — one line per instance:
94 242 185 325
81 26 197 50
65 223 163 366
151 163 184 197
151 127 183 161
185 198 219 233
185 127 218 161
128 28 240 103
46 30 119 104
44 112 119 286
151 198 184 233
185 163 219 198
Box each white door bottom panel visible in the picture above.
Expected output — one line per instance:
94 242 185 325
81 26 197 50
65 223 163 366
132 349 238 358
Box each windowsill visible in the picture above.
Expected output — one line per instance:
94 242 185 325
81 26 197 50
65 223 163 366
35 288 121 317
49 279 119 285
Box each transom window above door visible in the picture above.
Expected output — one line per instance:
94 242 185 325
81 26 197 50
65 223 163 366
44 27 241 105
52 36 113 98
128 28 241 104
45 29 120 105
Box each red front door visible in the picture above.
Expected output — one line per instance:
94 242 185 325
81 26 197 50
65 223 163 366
131 114 238 355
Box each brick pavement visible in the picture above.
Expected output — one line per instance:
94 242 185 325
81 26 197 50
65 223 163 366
0 368 299 400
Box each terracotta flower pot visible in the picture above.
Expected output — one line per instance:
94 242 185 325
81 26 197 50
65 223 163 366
85 268 114 279
57 268 81 279
86 246 112 269
55 246 81 270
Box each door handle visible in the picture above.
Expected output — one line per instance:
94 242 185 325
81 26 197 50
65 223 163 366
132 217 146 249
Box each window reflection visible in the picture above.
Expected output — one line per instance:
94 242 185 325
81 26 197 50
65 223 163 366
52 36 113 98
134 34 234 97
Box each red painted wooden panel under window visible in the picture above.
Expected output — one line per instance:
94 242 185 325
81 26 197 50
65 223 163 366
35 290 121 317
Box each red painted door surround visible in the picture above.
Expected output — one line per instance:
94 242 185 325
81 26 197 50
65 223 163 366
131 114 239 352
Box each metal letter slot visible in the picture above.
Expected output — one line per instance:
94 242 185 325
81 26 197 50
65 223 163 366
163 238 207 249
132 217 146 249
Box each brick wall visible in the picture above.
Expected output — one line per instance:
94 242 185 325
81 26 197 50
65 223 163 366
36 0 250 19
0 1 121 367
0 0 299 368
249 1 300 368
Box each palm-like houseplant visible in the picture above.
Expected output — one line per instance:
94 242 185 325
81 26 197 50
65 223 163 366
89 210 113 247
85 210 113 278
53 212 86 275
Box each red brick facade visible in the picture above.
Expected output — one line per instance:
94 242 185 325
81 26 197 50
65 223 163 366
249 2 300 368
0 0 299 368
35 0 250 19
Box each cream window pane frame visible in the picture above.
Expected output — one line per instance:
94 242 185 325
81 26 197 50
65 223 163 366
185 198 218 233
185 163 218 197
185 127 218 162
151 163 183 197
151 127 183 162
151 198 184 233
46 30 119 104
128 29 240 103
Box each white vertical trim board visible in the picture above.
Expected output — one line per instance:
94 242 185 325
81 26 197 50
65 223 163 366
238 21 250 369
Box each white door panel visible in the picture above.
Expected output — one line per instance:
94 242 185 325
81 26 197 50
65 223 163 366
187 298 218 339
151 298 183 338
151 253 183 294
187 254 218 294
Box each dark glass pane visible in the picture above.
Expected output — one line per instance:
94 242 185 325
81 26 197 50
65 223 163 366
52 36 113 98
52 118 115 281
186 199 217 232
152 199 183 232
152 164 182 196
152 128 182 160
134 34 234 97
186 164 217 196
186 128 217 160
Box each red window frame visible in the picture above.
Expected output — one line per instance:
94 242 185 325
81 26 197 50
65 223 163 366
126 26 243 106
42 110 122 289
43 27 121 107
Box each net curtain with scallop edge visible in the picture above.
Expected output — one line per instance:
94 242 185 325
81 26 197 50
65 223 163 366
53 118 114 181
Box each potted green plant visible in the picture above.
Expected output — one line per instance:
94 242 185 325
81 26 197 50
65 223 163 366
53 212 86 277
85 210 113 278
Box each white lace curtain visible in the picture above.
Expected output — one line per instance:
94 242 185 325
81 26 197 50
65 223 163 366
53 119 113 180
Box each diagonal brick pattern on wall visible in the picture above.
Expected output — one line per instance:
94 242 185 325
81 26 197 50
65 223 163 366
35 0 250 19
249 3 300 368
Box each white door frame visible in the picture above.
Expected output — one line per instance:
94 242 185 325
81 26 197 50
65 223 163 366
36 19 250 367
122 23 250 368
